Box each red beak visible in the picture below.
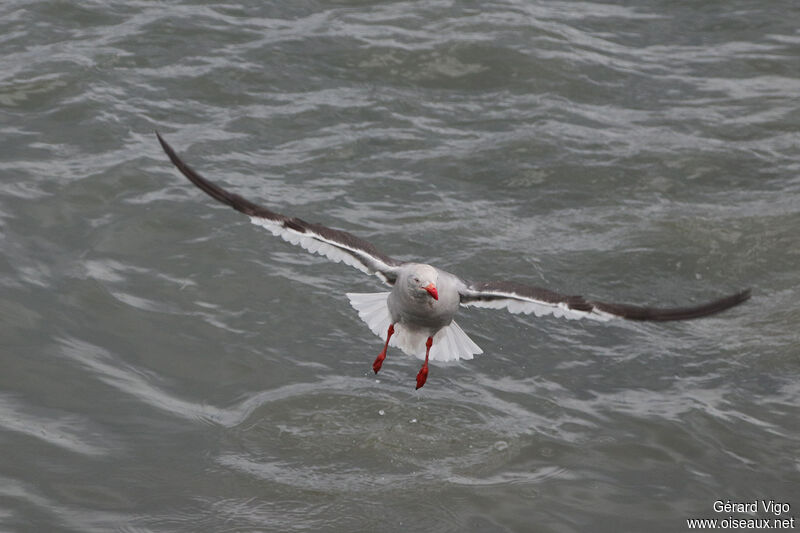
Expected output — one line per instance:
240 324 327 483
424 283 438 300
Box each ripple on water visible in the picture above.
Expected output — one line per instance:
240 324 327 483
0 394 111 457
0 0 798 530
0 476 132 533
210 375 594 499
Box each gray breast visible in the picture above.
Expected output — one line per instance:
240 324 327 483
388 270 461 333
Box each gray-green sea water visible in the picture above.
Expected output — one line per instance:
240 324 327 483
1 1 798 531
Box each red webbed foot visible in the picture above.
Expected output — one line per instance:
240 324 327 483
373 351 386 374
415 336 433 390
373 324 394 375
415 364 429 389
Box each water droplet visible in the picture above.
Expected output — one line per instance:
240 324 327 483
410 418 417 423
378 409 385 416
494 440 508 451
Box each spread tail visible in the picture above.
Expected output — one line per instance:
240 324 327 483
346 292 482 362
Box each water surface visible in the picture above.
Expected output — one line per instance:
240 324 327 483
1 1 798 531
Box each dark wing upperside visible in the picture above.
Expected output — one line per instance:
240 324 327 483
459 280 751 321
157 132 402 284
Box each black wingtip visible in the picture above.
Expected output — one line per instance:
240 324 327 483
155 132 187 178
594 288 752 321
155 132 274 218
153 130 172 152
155 130 169 154
733 287 752 304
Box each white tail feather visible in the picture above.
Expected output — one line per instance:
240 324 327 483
346 292 393 338
346 292 483 362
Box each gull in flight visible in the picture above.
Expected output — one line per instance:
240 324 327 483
156 133 750 389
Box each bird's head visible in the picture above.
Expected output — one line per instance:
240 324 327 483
405 264 439 301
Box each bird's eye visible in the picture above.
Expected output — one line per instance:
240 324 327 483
412 276 420 283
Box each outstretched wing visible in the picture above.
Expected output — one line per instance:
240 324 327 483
157 132 402 284
459 280 750 321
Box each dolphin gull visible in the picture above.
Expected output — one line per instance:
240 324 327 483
156 133 750 389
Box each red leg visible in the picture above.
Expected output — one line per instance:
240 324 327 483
373 324 394 374
415 336 433 389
